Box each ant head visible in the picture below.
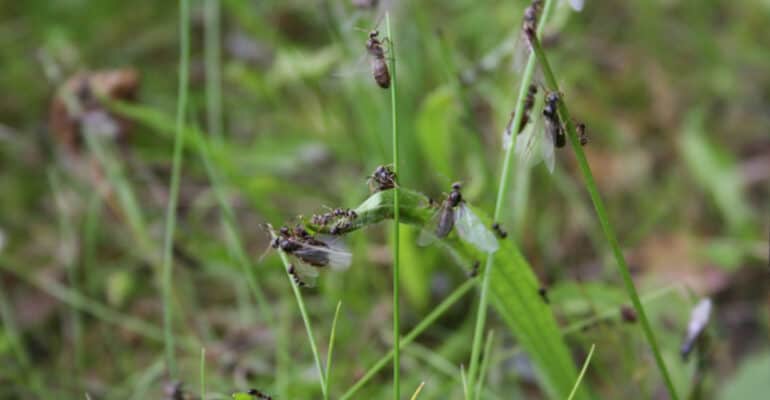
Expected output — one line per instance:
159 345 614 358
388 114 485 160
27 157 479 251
451 182 462 191
369 30 379 38
546 91 561 103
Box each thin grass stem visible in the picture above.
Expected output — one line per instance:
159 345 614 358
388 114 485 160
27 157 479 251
162 0 191 377
325 301 343 399
567 344 596 400
465 1 556 397
386 12 401 400
526 27 680 400
274 245 328 398
200 347 207 400
473 330 495 400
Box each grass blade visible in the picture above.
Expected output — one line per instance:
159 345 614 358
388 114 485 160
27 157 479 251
410 382 426 400
325 301 343 398
473 330 495 400
526 26 680 400
200 347 206 400
272 235 328 398
161 0 191 377
386 12 402 400
567 344 596 400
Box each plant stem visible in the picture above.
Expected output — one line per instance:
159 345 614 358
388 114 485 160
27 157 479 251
465 1 556 397
527 26 680 400
162 0 190 377
200 347 206 400
340 279 476 400
386 12 401 400
274 245 328 398
567 344 595 400
325 301 343 399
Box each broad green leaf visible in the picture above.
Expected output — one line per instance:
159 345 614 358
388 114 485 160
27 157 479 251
307 189 589 399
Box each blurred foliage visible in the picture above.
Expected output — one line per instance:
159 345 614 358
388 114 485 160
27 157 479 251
0 0 769 399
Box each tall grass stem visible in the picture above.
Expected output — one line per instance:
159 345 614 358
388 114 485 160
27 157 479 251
527 27 680 400
162 0 191 377
386 12 401 400
465 1 556 397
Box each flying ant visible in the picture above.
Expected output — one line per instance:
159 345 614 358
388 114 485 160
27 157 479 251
576 122 588 146
366 29 390 89
269 225 351 287
367 164 397 192
417 183 499 254
491 223 508 239
543 91 566 148
503 84 539 149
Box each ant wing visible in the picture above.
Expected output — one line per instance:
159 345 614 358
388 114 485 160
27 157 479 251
515 100 545 168
681 298 712 359
567 0 585 12
416 208 444 247
289 259 319 288
292 241 352 271
542 120 557 174
454 204 499 253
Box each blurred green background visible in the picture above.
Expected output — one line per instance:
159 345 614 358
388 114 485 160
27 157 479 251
0 0 768 398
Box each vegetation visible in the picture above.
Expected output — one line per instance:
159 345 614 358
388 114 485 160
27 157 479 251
0 0 768 399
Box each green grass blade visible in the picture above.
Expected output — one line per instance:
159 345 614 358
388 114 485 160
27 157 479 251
567 344 596 400
272 233 328 398
386 12 402 400
200 347 207 400
526 27 680 400
161 0 191 377
410 382 426 400
325 301 343 399
473 330 495 400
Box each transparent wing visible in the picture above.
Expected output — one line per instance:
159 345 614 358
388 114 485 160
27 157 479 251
502 115 514 150
293 241 352 271
454 205 499 253
416 209 442 247
567 0 585 12
515 108 545 168
542 121 556 174
290 260 319 288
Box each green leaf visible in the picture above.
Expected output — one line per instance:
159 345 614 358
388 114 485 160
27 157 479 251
308 189 587 399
